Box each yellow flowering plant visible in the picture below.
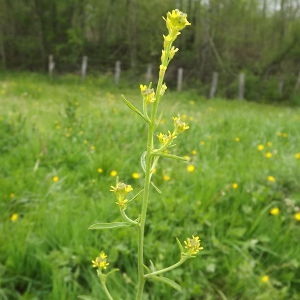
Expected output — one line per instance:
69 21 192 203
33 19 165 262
89 9 203 299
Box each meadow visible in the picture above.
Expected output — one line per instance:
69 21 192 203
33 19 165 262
0 72 300 300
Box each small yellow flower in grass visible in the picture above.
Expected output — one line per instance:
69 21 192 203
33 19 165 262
199 141 205 146
264 152 273 158
270 207 280 216
267 176 276 182
97 168 103 173
260 275 270 283
191 150 197 155
231 183 238 189
293 212 300 221
184 235 203 256
267 141 272 147
257 144 264 151
234 137 240 142
52 176 59 182
294 153 300 159
163 174 171 181
186 164 195 173
10 193 15 199
10 213 19 222
132 172 141 179
92 251 109 270
110 170 118 177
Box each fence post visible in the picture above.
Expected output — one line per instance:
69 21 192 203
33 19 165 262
177 68 183 91
114 60 121 84
145 64 153 83
48 55 55 78
81 56 88 80
209 72 218 98
238 72 245 100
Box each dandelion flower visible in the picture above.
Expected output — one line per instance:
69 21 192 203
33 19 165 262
260 275 270 283
186 164 195 173
92 251 109 270
264 152 273 158
52 176 59 182
10 213 19 222
191 150 197 155
132 172 141 179
294 153 300 159
110 170 118 177
267 176 276 182
293 212 300 221
184 235 203 256
257 144 264 151
234 137 240 142
270 207 280 216
90 145 96 151
97 168 103 173
231 183 238 189
163 175 171 181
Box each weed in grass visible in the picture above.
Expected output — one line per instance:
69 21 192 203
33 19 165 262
88 9 204 300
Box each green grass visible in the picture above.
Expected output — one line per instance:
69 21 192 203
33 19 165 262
0 72 300 300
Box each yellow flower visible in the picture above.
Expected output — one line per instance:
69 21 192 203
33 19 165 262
173 115 189 133
163 175 171 181
110 182 133 195
267 176 276 182
199 141 205 146
257 144 264 151
184 235 203 256
267 141 272 147
140 84 156 104
115 198 129 209
231 183 238 189
132 172 141 179
110 170 118 177
191 150 197 155
10 193 15 199
165 9 191 33
92 251 109 270
90 145 96 151
97 168 103 173
234 137 240 142
260 275 270 283
293 212 300 221
264 152 273 158
157 131 177 146
186 164 195 173
52 176 59 182
270 207 280 216
294 153 300 159
10 213 19 222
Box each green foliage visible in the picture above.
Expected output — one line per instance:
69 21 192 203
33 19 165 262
0 73 300 299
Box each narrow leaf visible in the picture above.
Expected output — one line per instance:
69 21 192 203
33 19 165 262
121 95 150 123
151 181 162 194
148 275 182 292
140 151 147 172
88 222 131 230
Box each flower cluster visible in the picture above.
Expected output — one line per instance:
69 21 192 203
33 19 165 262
92 251 109 270
184 235 203 256
110 182 133 209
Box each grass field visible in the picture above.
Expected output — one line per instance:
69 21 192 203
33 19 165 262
0 72 300 300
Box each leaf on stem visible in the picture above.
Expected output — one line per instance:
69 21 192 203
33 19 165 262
121 95 150 123
88 222 132 230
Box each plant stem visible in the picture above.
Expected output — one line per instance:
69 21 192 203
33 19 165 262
99 273 114 300
144 256 188 278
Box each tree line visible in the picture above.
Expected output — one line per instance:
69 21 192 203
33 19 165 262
0 0 299 102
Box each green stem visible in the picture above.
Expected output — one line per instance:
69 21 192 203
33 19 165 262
144 256 188 278
135 37 174 300
99 273 114 300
